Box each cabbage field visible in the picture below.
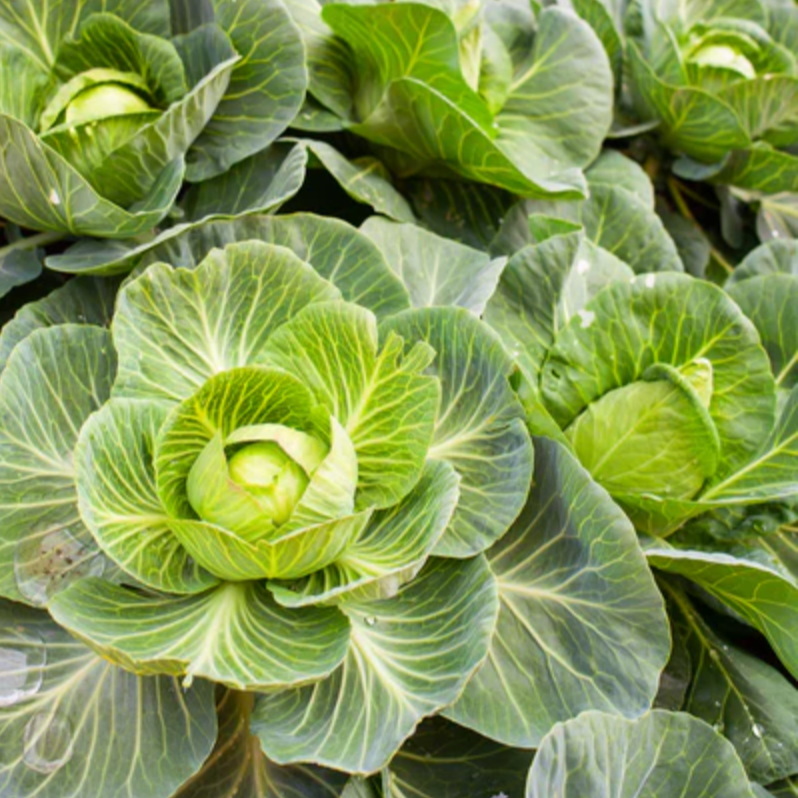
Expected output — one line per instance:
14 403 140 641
0 0 795 796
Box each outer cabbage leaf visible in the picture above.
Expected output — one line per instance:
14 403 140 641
493 150 684 273
49 578 351 691
0 326 120 605
445 437 669 746
382 307 534 556
0 599 216 798
251 556 498 774
526 709 759 798
663 580 798 784
381 716 534 798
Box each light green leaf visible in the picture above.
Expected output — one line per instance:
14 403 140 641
51 209 412 323
302 141 415 223
67 50 240 209
484 230 634 377
628 40 751 163
167 510 372 581
360 217 505 315
541 273 776 482
184 433 281 542
526 709 759 798
184 140 309 222
53 13 187 108
495 7 613 175
49 579 350 691
0 325 117 604
526 214 583 241
699 384 798 504
566 376 721 502
0 2 168 75
584 148 655 207
494 152 683 272
0 115 184 238
271 460 460 607
382 308 533 556
112 241 339 403
727 275 797 388
155 367 317 520
710 146 798 195
76 398 219 594
283 0 353 120
0 276 119 373
322 2 490 127
0 44 52 127
323 4 604 198
561 0 624 86
0 599 216 798
728 239 798 283
664 581 798 784
281 416 358 531
649 547 798 678
174 689 350 798
47 142 310 274
185 0 307 181
252 556 498 774
445 436 669 746
383 716 534 798
227 215 410 319
719 77 798 148
260 302 440 509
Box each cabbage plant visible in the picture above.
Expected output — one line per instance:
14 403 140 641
485 227 797 536
0 0 306 238
289 0 614 198
626 0 798 192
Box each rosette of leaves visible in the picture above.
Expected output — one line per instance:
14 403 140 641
0 228 530 782
289 0 614 198
0 0 306 239
0 217 676 793
625 0 798 193
484 227 797 537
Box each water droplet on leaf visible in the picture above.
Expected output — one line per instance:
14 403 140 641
23 712 74 774
577 309 595 329
752 724 765 738
0 629 46 707
364 616 377 627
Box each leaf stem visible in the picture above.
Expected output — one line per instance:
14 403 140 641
667 177 734 274
0 230 65 260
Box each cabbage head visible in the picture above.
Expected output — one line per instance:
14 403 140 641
486 229 798 535
0 0 305 238
626 0 798 192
